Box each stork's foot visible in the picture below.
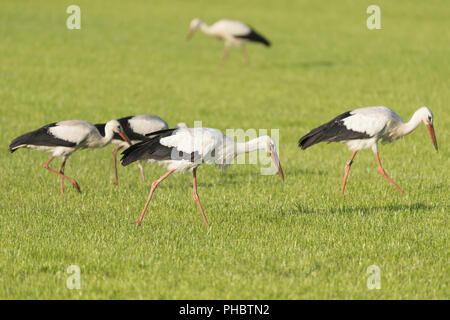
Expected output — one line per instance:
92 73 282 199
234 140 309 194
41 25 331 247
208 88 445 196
135 217 146 226
72 182 81 193
374 152 405 195
377 168 405 195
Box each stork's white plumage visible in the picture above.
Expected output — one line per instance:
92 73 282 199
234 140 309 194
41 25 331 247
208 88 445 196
9 120 131 194
187 18 270 65
95 115 189 185
298 106 438 194
121 127 284 226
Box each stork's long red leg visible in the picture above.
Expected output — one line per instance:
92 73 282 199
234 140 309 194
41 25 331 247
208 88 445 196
241 47 250 66
219 45 231 67
137 161 145 183
43 156 80 194
375 152 405 195
136 169 175 226
112 145 124 185
341 150 358 195
59 156 68 194
192 167 209 227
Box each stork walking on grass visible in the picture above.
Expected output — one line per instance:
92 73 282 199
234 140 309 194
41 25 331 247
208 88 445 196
298 106 438 195
121 127 284 227
187 18 270 66
95 115 188 185
9 120 131 194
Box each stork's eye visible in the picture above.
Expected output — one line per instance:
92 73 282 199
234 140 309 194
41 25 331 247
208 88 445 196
428 116 432 122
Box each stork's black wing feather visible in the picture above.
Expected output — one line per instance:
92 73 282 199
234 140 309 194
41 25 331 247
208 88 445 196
120 129 176 166
144 128 177 137
298 111 372 150
117 116 151 141
235 29 270 47
94 123 105 136
9 123 77 152
95 116 150 141
121 129 201 166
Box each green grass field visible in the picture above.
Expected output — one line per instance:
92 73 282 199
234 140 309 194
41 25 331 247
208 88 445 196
0 0 448 299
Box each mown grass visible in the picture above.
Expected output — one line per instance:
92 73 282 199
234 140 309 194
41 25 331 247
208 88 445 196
0 0 448 299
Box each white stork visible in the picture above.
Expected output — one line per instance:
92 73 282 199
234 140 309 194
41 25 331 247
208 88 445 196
186 18 271 65
298 106 438 195
95 115 188 185
120 127 284 227
9 120 131 194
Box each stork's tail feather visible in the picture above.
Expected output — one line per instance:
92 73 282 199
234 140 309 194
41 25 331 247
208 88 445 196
121 140 153 166
121 129 175 166
255 33 271 47
298 127 329 150
236 30 271 47
9 132 32 153
299 111 365 149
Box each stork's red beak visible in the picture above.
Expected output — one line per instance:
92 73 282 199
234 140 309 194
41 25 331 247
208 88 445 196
119 131 132 145
270 150 284 181
186 28 195 40
426 124 438 152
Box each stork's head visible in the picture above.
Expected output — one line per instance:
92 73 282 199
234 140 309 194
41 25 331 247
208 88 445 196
105 120 131 144
418 106 438 152
261 136 284 181
187 18 203 40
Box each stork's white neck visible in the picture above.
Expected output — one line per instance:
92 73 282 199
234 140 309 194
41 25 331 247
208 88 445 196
198 22 213 35
234 136 270 155
100 129 115 147
93 124 115 148
397 109 425 137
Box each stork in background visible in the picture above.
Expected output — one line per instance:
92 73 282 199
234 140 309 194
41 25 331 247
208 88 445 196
187 18 271 66
121 127 284 227
95 115 188 185
298 106 438 195
9 120 131 194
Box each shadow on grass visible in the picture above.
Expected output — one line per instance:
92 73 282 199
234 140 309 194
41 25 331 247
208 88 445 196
289 168 328 177
289 202 436 216
272 60 334 69
299 60 333 68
